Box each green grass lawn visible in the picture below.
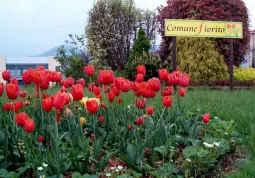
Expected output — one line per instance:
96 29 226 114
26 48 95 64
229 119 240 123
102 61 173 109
183 88 255 177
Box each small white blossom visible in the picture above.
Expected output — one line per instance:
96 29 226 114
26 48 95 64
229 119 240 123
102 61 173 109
42 163 48 167
214 117 219 119
197 109 200 111
213 142 220 147
106 173 111 177
110 167 115 170
37 167 43 171
225 132 229 135
40 176 45 178
203 142 214 148
117 165 123 169
116 169 120 172
186 158 191 162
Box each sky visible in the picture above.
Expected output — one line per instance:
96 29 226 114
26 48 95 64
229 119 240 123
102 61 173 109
0 0 254 57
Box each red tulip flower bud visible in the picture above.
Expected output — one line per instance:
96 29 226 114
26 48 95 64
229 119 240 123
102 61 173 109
202 113 210 124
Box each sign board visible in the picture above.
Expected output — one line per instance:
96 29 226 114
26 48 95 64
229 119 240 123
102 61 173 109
164 19 243 39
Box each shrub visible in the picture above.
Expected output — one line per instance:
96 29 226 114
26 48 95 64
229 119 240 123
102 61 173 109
157 0 250 66
176 37 228 83
234 67 255 82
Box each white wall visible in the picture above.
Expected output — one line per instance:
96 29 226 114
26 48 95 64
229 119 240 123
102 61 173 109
0 56 6 84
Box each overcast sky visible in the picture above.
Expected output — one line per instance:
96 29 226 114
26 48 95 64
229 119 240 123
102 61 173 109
0 0 254 57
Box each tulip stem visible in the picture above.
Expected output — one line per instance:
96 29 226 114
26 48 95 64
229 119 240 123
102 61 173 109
40 89 44 131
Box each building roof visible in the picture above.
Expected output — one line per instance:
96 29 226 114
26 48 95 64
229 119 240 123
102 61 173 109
6 57 48 64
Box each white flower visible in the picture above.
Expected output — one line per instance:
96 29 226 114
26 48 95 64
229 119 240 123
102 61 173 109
40 176 45 178
110 167 115 170
106 173 111 177
37 167 43 171
116 169 119 172
117 165 123 169
42 163 48 167
197 109 200 111
225 132 229 135
186 158 191 162
213 142 220 147
203 142 214 148
214 117 219 119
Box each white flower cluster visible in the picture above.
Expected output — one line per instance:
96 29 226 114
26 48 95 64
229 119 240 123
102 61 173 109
203 142 220 148
37 163 48 171
106 165 124 176
186 158 191 162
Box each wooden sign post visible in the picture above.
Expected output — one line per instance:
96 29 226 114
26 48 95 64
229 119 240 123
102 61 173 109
164 19 243 90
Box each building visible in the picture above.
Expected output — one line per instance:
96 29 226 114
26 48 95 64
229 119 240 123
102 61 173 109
248 30 255 67
0 56 60 84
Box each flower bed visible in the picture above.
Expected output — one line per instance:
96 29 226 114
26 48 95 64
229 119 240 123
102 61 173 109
0 66 243 177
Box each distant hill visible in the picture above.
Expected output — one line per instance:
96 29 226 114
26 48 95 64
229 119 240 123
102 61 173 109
30 45 74 57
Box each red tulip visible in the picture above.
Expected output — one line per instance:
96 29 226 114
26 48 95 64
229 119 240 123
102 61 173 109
98 116 105 122
22 71 32 84
86 100 98 114
77 78 85 86
3 102 12 111
135 74 144 83
117 98 122 104
162 96 172 107
56 113 61 122
31 71 42 85
98 70 115 85
71 84 84 101
148 78 161 92
131 82 139 92
93 86 101 96
12 100 23 113
135 117 144 125
135 98 146 109
2 70 11 81
168 71 181 86
158 69 168 81
38 136 44 142
0 82 3 97
139 82 155 98
15 112 29 126
179 87 185 97
24 101 30 106
136 65 146 76
42 97 53 112
10 78 18 85
161 86 173 96
179 73 190 87
55 72 62 83
119 79 131 92
84 65 95 76
146 106 154 115
108 91 115 102
40 74 50 90
90 134 95 140
20 91 27 98
5 83 19 100
42 93 49 99
23 119 35 133
202 113 210 124
61 80 69 88
96 94 102 100
68 77 75 86
61 86 67 93
100 103 107 109
53 92 70 110
37 65 45 71
112 86 120 96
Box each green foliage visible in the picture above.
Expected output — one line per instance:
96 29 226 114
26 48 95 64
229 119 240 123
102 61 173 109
176 37 228 82
125 53 170 80
234 67 255 82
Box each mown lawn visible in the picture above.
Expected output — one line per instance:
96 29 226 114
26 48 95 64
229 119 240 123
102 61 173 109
183 88 255 177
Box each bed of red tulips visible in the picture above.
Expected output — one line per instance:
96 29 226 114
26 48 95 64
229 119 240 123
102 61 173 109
0 65 242 177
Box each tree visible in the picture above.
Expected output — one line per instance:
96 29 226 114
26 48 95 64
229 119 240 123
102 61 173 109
176 37 228 83
86 0 157 70
157 0 249 66
125 28 151 78
55 34 90 80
